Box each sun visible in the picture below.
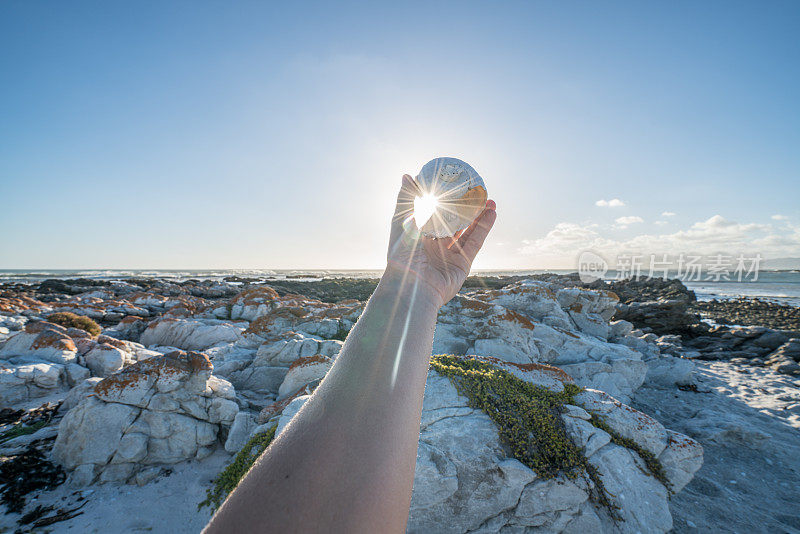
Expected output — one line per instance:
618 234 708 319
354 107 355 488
413 193 439 228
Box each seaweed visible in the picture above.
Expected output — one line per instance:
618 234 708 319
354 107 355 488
0 443 66 513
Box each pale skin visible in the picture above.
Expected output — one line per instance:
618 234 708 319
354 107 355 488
204 175 497 533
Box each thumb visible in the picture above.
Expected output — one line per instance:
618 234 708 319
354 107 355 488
389 174 420 244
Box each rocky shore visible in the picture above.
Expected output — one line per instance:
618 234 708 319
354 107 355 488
691 297 800 331
0 274 798 532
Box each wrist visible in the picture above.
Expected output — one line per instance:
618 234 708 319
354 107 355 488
378 266 443 310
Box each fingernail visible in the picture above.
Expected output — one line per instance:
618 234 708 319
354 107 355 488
486 199 497 211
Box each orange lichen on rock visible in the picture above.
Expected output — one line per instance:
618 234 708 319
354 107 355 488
0 295 47 314
470 355 575 383
164 296 212 317
244 307 312 336
31 329 77 352
96 335 129 350
25 321 67 335
230 286 280 306
474 283 557 302
494 309 537 331
258 382 316 422
602 290 620 302
93 350 212 397
458 298 494 313
288 353 331 370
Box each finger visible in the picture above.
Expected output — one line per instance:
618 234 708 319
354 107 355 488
448 199 494 252
445 228 466 250
457 199 496 245
459 201 497 263
393 174 419 220
389 174 421 244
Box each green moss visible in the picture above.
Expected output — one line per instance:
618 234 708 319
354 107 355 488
46 312 101 336
328 323 350 341
430 355 620 518
430 355 585 476
198 424 277 513
587 414 671 491
0 420 48 444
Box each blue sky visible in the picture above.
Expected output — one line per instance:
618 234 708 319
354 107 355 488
1 1 799 269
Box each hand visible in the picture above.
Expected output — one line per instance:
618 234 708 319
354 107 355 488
385 174 497 307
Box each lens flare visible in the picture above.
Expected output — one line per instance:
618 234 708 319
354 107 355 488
413 193 439 228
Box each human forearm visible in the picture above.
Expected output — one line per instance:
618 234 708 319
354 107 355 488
204 270 440 533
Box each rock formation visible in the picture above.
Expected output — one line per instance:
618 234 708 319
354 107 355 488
0 275 712 532
51 350 238 486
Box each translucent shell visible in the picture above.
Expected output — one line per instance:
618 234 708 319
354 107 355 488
415 157 488 238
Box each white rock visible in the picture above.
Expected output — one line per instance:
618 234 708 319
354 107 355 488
610 320 634 338
0 328 78 364
562 414 611 458
513 478 588 521
140 318 243 351
52 350 237 484
60 377 103 413
225 412 256 453
275 395 310 438
575 388 668 456
85 344 129 377
588 444 672 533
53 396 140 470
277 355 331 400
65 362 91 386
645 356 695 388
658 430 703 492
208 397 239 426
0 360 67 404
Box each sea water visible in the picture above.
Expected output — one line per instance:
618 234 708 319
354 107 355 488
1 269 799 306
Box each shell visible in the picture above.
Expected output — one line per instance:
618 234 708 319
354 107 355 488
414 157 488 238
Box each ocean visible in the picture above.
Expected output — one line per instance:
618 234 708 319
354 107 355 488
1 269 799 306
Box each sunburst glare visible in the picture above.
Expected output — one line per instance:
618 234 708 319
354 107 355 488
413 193 439 228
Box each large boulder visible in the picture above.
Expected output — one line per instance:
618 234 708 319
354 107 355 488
403 357 702 533
434 281 650 402
277 354 332 400
0 321 78 364
764 339 800 375
209 332 342 396
84 343 133 377
262 354 702 533
0 360 68 404
140 318 243 351
52 350 238 485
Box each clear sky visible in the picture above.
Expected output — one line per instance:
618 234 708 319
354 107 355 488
2 1 799 270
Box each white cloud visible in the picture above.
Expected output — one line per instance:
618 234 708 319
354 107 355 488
772 214 788 221
655 220 668 226
661 211 676 217
519 223 615 259
518 215 800 267
615 216 644 225
595 198 625 207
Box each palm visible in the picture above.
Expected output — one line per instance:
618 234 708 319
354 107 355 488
386 175 496 306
